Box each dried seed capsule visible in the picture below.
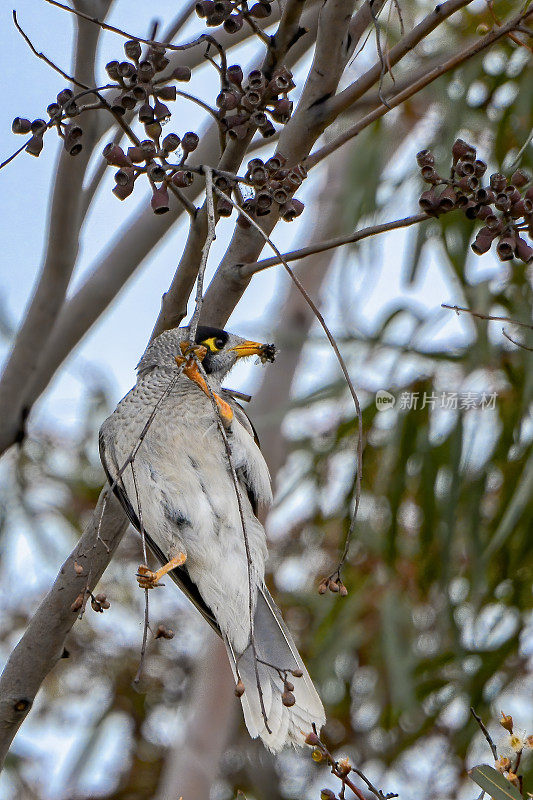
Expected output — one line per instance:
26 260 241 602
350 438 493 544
31 119 47 135
57 88 74 105
452 138 474 162
234 679 245 697
206 10 225 25
64 99 79 117
419 189 439 214
318 580 328 594
151 53 170 73
496 235 516 261
260 120 276 138
172 65 192 82
103 144 131 167
455 159 475 177
121 93 137 110
421 166 439 184
284 679 295 692
329 580 340 593
124 39 142 61
485 215 503 233
151 185 170 214
474 159 487 176
171 170 193 188
475 188 496 204
25 134 44 157
118 61 136 79
291 668 303 678
140 139 157 157
147 162 166 182
305 731 320 746
255 190 273 213
510 199 527 219
320 790 336 800
495 193 511 213
270 98 293 123
12 117 32 134
280 198 304 221
249 2 272 19
113 181 134 200
105 60 121 80
251 111 268 128
471 227 495 255
138 103 155 123
196 0 215 17
416 149 435 168
227 64 244 85
46 102 61 118
138 60 156 82
115 166 135 187
464 201 480 220
156 86 177 102
510 169 529 188
269 67 294 92
490 173 507 192
282 690 295 707
515 236 533 263
162 133 181 152
153 100 171 121
132 85 148 101
181 132 199 152
339 583 348 597
145 121 162 139
265 153 286 173
224 13 243 32
242 91 263 111
217 89 239 111
217 196 233 216
438 186 457 211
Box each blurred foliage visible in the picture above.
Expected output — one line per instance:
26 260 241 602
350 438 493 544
0 0 532 798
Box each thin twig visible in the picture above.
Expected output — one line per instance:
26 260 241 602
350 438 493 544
214 187 364 581
502 328 533 351
240 213 429 276
131 464 150 685
470 707 498 761
188 166 216 343
441 304 533 329
352 768 399 799
44 0 224 56
307 4 533 168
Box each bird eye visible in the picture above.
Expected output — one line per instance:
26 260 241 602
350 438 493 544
201 336 225 353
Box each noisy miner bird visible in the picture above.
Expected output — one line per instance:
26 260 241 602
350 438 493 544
99 325 325 751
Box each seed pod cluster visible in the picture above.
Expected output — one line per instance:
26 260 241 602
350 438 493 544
237 154 306 226
91 593 111 612
103 129 197 211
12 87 86 158
219 66 295 141
417 139 533 264
105 39 191 136
318 576 348 596
195 0 272 33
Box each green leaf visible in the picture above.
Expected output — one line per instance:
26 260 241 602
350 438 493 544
468 765 523 800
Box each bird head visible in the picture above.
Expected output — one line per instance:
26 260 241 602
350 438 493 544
193 325 276 379
136 325 276 382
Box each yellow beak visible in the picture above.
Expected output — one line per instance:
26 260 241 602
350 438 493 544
230 340 268 359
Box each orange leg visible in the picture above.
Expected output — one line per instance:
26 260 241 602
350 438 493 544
137 552 186 589
175 347 234 425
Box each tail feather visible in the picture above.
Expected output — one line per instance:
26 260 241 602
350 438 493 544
224 585 325 753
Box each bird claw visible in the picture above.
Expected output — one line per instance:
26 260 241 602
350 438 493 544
136 552 187 589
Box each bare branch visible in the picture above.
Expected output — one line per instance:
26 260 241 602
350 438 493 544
0 2 112 456
470 707 498 761
0 491 128 769
307 5 533 167
441 304 533 330
241 213 429 276
324 0 474 121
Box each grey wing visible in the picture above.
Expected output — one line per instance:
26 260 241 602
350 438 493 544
98 428 220 635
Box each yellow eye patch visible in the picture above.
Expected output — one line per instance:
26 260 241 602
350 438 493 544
201 336 223 353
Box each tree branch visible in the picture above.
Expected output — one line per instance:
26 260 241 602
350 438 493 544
307 4 533 167
0 491 128 769
240 213 429 276
0 1 113 457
